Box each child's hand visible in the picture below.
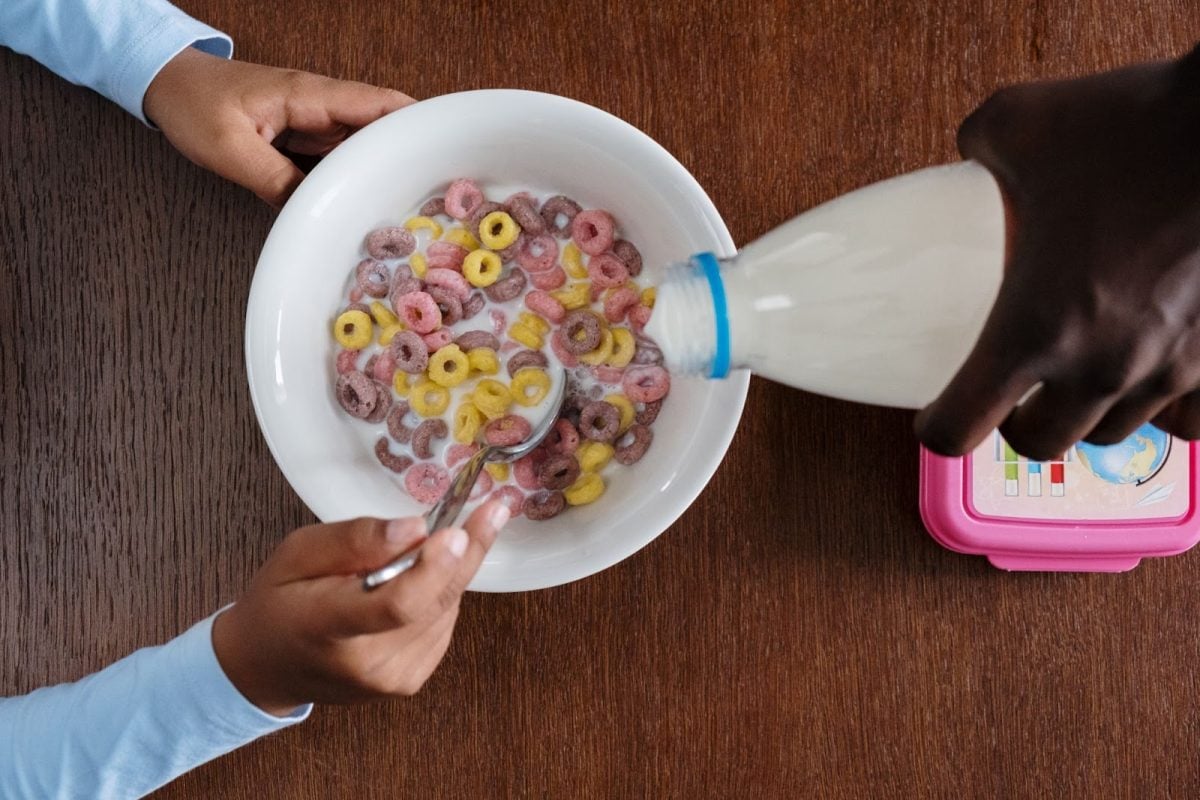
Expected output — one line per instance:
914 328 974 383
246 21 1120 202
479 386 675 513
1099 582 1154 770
143 47 413 208
211 502 509 716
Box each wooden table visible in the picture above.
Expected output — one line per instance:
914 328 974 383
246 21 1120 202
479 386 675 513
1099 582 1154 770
3 2 1197 797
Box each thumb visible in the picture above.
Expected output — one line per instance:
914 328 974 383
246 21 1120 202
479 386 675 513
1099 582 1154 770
270 516 428 581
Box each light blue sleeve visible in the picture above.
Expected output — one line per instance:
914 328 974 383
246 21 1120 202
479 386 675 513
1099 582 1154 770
0 0 233 124
0 614 313 799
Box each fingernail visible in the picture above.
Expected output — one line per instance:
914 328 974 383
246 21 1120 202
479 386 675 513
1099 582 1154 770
386 518 413 542
488 503 511 530
447 528 469 558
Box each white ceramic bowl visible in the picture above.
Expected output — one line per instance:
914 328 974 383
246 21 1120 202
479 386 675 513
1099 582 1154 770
246 90 748 591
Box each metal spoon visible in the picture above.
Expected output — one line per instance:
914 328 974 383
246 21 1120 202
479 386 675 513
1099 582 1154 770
362 372 567 590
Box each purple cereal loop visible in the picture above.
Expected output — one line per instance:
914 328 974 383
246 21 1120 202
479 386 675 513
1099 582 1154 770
455 330 502 352
578 401 620 442
387 402 414 443
364 382 393 424
587 253 629 289
375 437 414 473
461 292 486 320
632 342 664 365
506 349 549 378
614 424 653 465
490 486 526 518
550 329 579 367
468 200 503 236
411 418 449 460
420 196 446 217
427 285 463 326
523 491 566 521
365 226 416 260
544 418 580 455
490 309 507 335
389 331 430 374
540 195 581 236
635 399 662 426
483 268 527 303
393 291 442 334
444 178 485 221
497 233 526 264
424 267 471 301
335 371 378 420
484 414 533 447
389 265 422 304
517 235 559 273
623 365 670 403
405 463 450 504
571 209 615 256
561 310 602 354
355 259 391 298
505 195 545 235
363 353 379 378
612 239 643 278
537 453 581 490
346 302 371 316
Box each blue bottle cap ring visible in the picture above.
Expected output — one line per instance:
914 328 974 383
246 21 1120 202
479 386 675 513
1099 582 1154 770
692 252 730 378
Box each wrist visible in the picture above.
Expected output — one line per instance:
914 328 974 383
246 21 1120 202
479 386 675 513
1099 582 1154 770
143 46 221 128
212 603 308 718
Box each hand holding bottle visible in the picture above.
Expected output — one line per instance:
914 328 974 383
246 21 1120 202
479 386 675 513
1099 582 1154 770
916 45 1200 459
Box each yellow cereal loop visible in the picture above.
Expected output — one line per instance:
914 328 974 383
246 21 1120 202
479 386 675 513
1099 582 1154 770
511 368 551 407
445 227 481 252
518 311 550 336
576 441 614 473
453 402 484 444
410 381 450 417
428 344 471 388
605 393 635 433
606 328 635 368
562 241 587 279
578 327 614 366
408 252 428 279
379 323 405 346
370 301 399 328
472 379 513 419
393 371 413 397
467 347 499 375
478 211 519 250
463 249 502 288
551 281 591 310
564 472 605 506
404 215 443 239
334 310 373 349
641 286 656 308
508 323 544 350
484 462 510 481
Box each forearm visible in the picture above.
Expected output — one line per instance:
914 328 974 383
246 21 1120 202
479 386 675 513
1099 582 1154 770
0 614 311 799
0 0 232 123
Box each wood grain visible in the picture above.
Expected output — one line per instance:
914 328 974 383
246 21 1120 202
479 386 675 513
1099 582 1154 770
2 1 1198 797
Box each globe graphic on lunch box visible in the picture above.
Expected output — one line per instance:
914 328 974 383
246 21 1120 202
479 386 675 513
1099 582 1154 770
1075 423 1171 485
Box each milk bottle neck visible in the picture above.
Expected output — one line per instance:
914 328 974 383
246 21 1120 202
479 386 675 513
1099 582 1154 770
644 253 742 379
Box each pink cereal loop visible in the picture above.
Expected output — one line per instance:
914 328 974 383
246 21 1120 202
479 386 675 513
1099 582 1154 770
550 329 580 367
394 291 443 334
335 349 360 375
444 178 485 221
349 287 364 303
593 365 624 384
546 418 580 455
484 414 533 447
405 463 451 504
513 453 542 490
427 241 468 271
517 235 559 273
371 353 396 383
422 329 453 351
622 365 670 403
629 304 652 333
603 286 640 323
424 267 471 301
490 485 526 517
446 443 481 468
587 253 629 289
529 266 566 291
571 209 616 256
490 309 508 335
525 290 567 323
469 470 494 501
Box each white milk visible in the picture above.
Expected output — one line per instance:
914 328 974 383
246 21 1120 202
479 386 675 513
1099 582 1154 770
645 161 1005 408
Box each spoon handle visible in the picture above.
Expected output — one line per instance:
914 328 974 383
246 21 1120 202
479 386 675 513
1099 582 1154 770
361 447 493 590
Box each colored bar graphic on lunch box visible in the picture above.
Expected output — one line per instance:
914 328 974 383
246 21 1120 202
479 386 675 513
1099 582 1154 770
994 433 1069 498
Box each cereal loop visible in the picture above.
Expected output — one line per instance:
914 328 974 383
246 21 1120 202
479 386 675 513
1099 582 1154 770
371 353 396 383
508 323 543 350
525 290 567 323
365 226 416 260
334 310 373 350
505 195 545 235
564 472 605 506
370 300 399 328
410 380 450 417
636 399 663 426
420 197 446 217
485 462 511 482
422 329 453 352
444 227 482 252
387 402 413 443
484 414 533 447
444 178 485 221
517 235 559 273
524 491 566 520
561 309 602 354
551 281 591 310
540 195 582 235
425 267 471 301
490 309 507 335
606 327 636 368
446 443 482 468
393 292 442 334
426 286 463 327
405 463 450 504
455 330 502 352
537 454 581 491
629 304 652 333
462 292 486 319
605 393 636 433
453 402 485 444
479 211 520 250
562 241 588 279
612 239 643 278
576 441 614 473
409 252 428 278
511 368 551 407
335 349 360 375
571 210 615 256
518 312 550 336
472 379 513 419
579 400 620 442
578 327 614 366
392 372 413 398
467 347 500 375
484 268 527 303
389 264 421 300
545 418 581 455
530 266 567 291
641 286 656 307
405 216 443 239
614 424 653 465
427 241 468 271
593 365 625 385
513 451 545 490
588 253 629 289
411 418 449 460
550 329 580 368
356 259 391 298
506 349 549 377
335 371 378 419
375 438 414 474
463 249 503 287
623 365 670 403
428 344 470 388
603 287 640 324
